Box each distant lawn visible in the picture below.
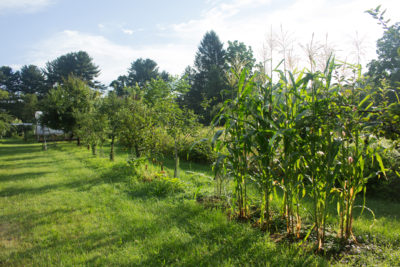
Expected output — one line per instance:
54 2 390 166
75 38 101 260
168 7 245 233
0 139 399 266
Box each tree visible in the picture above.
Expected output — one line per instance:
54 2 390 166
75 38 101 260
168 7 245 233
0 66 20 94
100 91 124 161
155 78 199 177
0 89 13 138
74 99 109 155
365 5 400 140
225 40 256 99
226 40 256 73
117 97 154 158
128 58 160 87
110 75 130 96
0 66 22 120
185 30 227 124
366 6 400 94
41 76 94 143
20 65 48 97
45 51 101 88
142 77 172 106
367 23 400 87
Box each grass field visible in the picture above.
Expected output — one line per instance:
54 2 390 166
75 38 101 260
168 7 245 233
1 139 399 266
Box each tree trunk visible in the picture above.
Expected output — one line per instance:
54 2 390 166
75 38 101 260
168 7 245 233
134 143 140 158
110 135 115 161
77 137 81 146
23 128 28 142
42 134 47 151
92 143 97 155
174 139 179 178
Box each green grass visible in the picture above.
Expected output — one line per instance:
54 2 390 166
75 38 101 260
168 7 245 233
0 139 326 266
1 139 399 266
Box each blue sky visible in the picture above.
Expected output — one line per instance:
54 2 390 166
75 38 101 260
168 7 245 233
1 0 399 85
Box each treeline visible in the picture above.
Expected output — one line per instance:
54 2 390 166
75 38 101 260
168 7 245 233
0 30 257 129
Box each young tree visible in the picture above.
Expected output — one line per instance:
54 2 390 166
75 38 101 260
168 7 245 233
117 97 154 158
156 99 199 178
41 76 94 143
100 91 124 161
74 99 109 156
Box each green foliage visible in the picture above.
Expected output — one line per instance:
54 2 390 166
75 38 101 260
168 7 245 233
109 75 130 96
74 99 109 155
0 89 13 137
0 66 20 94
116 97 154 158
184 30 228 124
226 40 256 76
155 96 200 177
19 65 48 97
45 51 101 88
101 91 125 160
41 76 95 135
366 6 400 99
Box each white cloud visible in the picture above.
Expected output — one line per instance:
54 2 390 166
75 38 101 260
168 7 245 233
122 28 134 35
0 0 53 14
27 30 194 85
121 27 144 35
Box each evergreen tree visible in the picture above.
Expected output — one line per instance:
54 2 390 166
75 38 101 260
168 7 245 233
128 58 159 87
20 65 48 97
185 30 227 124
110 75 130 96
45 51 101 89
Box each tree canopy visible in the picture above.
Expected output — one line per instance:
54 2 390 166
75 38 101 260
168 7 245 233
20 65 48 96
41 76 95 135
184 30 228 124
45 51 101 89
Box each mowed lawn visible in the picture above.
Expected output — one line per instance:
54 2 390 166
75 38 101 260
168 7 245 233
0 140 326 266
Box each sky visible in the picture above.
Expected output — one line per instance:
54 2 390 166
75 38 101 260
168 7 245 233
1 0 399 86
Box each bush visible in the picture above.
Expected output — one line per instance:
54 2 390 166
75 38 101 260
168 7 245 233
366 139 400 200
180 138 216 164
150 174 186 197
148 126 217 164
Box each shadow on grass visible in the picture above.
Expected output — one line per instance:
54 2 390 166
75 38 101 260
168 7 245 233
0 155 49 162
0 160 133 197
3 199 325 266
0 145 41 160
0 171 51 183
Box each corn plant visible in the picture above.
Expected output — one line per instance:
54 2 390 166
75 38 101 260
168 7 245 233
212 57 386 251
213 71 256 218
273 69 309 237
247 74 279 230
334 64 386 241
